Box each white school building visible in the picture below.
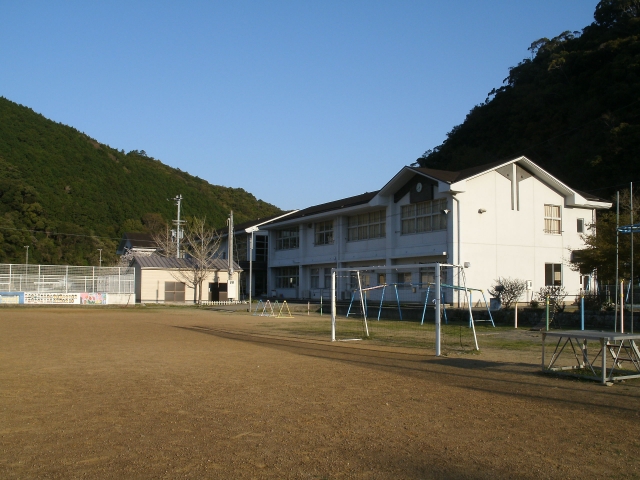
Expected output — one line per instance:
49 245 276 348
260 156 611 304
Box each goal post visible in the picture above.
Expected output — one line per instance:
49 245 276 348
331 263 452 354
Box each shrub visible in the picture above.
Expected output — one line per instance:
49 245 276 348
536 286 568 315
488 277 527 309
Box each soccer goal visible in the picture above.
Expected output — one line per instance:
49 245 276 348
330 263 479 354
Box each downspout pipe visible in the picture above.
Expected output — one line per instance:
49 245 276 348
452 194 461 307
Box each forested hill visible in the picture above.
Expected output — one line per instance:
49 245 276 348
418 0 640 197
0 97 282 266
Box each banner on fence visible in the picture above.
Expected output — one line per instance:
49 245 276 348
80 293 107 305
24 293 78 304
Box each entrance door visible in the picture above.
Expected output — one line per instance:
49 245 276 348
209 282 228 301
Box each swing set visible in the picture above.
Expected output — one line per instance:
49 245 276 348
345 265 495 330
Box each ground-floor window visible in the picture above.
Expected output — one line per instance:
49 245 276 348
165 281 185 302
545 263 562 286
276 267 299 288
324 268 332 289
310 268 320 288
397 272 412 285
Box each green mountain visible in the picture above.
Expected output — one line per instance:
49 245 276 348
0 97 282 266
418 0 640 197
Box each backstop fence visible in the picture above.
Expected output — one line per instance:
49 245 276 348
0 264 135 305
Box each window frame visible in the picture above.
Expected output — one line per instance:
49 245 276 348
275 267 299 288
401 198 447 235
314 221 334 246
276 228 299 250
545 263 562 286
544 204 562 235
347 210 386 242
310 268 320 289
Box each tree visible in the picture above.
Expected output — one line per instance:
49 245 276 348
569 189 640 285
488 277 527 309
181 217 222 304
154 217 221 304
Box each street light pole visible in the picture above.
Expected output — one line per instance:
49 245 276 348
245 226 259 311
98 249 102 267
24 246 29 266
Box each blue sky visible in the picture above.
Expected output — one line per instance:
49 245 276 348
1 1 599 211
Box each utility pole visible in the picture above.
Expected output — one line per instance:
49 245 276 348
98 249 102 267
228 211 234 278
171 195 184 258
227 211 237 301
24 245 29 266
616 191 619 332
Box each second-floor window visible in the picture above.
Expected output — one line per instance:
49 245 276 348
315 221 333 245
347 210 386 241
401 198 447 235
276 228 299 250
544 205 562 234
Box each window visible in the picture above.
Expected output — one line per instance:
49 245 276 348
235 235 247 262
276 267 299 288
401 199 447 235
315 221 333 245
324 268 332 289
419 267 448 288
276 228 299 250
545 263 562 286
577 218 585 234
420 268 434 288
255 235 268 262
347 272 371 290
165 281 185 302
544 205 562 234
310 268 319 288
378 273 386 286
397 272 412 285
347 210 386 241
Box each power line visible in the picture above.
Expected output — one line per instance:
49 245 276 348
0 225 122 241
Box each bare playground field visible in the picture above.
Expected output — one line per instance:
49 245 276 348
1 306 639 479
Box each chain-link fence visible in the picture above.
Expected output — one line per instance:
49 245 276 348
0 264 134 294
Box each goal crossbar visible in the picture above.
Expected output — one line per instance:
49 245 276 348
331 263 467 355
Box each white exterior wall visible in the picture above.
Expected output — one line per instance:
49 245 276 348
266 160 605 303
137 269 235 304
456 170 594 300
268 192 450 300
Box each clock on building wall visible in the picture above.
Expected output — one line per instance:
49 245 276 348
408 178 434 203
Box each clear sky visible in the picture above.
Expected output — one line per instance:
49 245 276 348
1 1 599 211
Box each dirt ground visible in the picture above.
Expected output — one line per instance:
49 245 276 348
1 306 639 479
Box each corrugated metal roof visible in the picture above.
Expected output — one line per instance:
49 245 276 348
266 191 379 226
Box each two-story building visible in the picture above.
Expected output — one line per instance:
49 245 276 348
261 156 611 304
218 212 299 299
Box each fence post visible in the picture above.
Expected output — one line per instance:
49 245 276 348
545 296 550 331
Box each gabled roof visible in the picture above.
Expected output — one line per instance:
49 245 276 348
409 159 509 184
132 254 240 271
265 191 379 227
382 156 611 209
117 232 157 255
